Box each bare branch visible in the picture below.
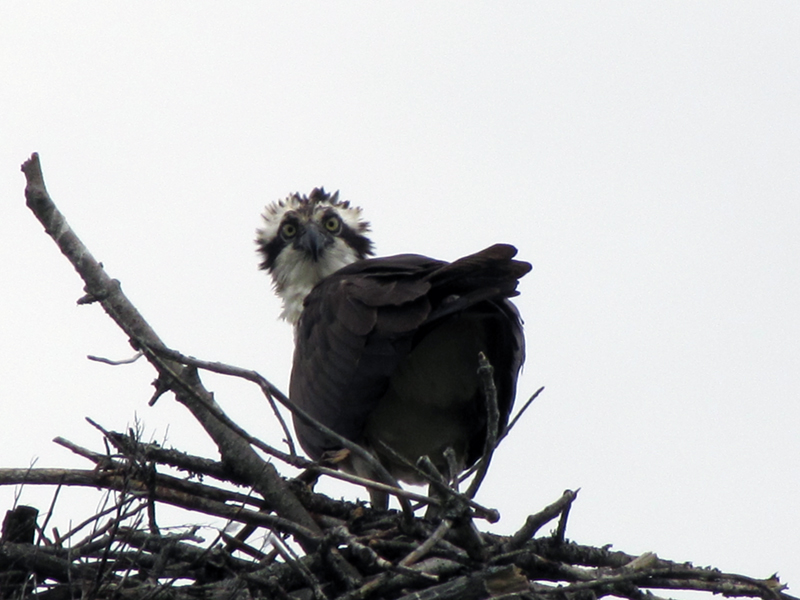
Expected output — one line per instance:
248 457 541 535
501 489 579 553
21 153 320 545
146 344 415 519
464 352 500 500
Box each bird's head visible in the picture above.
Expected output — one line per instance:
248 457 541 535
257 188 374 323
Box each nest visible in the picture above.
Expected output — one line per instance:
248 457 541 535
1 154 793 600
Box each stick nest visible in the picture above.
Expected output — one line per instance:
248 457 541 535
1 153 794 600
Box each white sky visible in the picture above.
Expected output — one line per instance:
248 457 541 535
1 2 798 594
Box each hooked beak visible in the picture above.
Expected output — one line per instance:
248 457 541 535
296 223 327 262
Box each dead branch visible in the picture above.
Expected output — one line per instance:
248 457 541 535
21 152 320 545
145 344 416 519
464 352 500 500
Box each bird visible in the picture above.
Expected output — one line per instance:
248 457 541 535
256 188 530 508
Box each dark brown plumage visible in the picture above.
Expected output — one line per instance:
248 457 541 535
290 243 530 489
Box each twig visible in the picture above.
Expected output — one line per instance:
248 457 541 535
86 418 454 517
555 488 574 543
499 489 579 553
60 496 144 548
456 385 545 485
374 442 499 522
53 436 114 467
268 532 329 600
37 481 62 547
464 352 500 500
146 344 415 519
138 349 297 458
87 351 144 365
0 466 319 546
399 520 453 568
500 385 544 443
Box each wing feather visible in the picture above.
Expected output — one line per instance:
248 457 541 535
289 247 530 462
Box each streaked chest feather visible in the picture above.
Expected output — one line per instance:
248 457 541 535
273 243 361 323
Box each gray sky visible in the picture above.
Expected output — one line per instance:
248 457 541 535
2 3 798 593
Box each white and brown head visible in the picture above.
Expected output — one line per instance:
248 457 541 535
256 188 374 323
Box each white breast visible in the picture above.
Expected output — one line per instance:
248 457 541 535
272 241 361 324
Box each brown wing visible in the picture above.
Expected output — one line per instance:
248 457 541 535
289 244 530 462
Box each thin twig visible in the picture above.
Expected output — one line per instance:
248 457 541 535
373 442 499 522
62 497 144 549
146 344 415 519
268 532 328 600
500 385 544 444
87 351 144 365
37 480 62 547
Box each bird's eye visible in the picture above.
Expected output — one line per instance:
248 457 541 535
281 223 297 238
324 216 341 233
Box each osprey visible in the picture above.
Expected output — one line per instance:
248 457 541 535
257 188 530 507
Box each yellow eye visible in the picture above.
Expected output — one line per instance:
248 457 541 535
281 223 297 238
324 216 341 233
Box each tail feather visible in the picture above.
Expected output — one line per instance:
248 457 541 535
427 243 531 299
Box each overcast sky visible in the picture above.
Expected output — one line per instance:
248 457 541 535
1 3 798 594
